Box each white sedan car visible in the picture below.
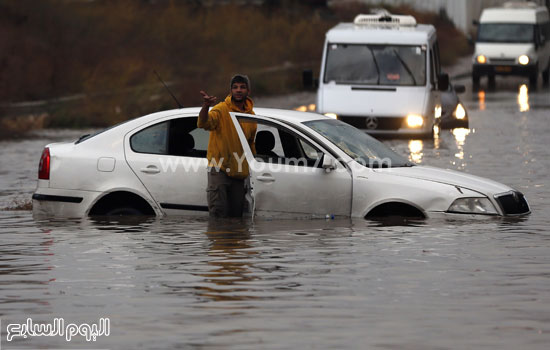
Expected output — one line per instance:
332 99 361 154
33 107 530 218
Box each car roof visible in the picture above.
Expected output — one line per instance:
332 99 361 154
117 106 328 131
481 6 549 23
326 23 435 45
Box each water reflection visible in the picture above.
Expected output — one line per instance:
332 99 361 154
197 219 257 301
452 128 471 162
408 140 423 163
433 125 441 149
0 218 56 314
517 84 529 112
477 90 486 111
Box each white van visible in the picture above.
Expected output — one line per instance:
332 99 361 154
472 2 550 86
315 12 449 138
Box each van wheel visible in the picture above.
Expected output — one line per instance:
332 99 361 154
529 72 538 87
542 66 549 85
488 75 496 88
472 73 480 86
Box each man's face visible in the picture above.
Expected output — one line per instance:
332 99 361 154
231 82 249 102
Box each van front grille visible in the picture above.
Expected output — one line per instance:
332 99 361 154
494 191 530 215
339 116 404 130
489 58 515 64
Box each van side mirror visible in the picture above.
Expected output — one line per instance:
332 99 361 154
454 84 466 94
438 73 449 92
322 154 337 172
302 69 318 90
472 19 479 26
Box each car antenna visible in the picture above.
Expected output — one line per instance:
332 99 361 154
154 70 183 109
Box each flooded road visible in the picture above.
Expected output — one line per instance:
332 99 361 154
1 78 550 349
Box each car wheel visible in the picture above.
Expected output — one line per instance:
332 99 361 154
105 207 144 216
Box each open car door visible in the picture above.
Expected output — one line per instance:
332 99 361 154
230 112 352 218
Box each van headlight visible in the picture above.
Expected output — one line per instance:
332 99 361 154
518 55 530 65
453 103 466 120
406 114 424 128
448 197 498 215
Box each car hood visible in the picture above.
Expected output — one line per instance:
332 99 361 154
373 165 512 196
474 43 535 60
320 85 426 117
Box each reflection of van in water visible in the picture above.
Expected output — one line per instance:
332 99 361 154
472 2 550 86
316 12 449 138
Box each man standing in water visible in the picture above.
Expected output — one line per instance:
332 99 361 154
198 74 257 218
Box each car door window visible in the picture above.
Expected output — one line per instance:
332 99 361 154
130 116 209 157
241 118 323 167
168 117 208 158
130 121 169 154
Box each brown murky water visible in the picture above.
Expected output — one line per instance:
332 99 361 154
1 78 549 349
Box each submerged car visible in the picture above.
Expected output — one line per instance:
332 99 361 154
33 107 530 219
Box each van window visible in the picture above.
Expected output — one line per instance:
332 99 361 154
477 23 535 43
324 44 426 86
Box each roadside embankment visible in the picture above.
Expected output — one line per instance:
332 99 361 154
0 1 471 138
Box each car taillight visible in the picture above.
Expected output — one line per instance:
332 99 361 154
38 147 50 180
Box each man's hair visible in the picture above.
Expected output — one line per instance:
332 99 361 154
230 74 250 90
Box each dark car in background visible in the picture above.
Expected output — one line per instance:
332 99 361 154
438 82 469 129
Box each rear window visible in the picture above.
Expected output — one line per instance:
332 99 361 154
75 119 134 144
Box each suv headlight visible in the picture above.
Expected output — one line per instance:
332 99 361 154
448 197 498 215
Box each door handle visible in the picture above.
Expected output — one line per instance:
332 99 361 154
140 165 160 174
257 174 275 182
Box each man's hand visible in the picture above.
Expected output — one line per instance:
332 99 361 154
198 90 217 128
200 90 217 107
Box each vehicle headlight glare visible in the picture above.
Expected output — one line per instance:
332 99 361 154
324 113 338 119
477 55 487 64
406 114 424 128
435 105 442 119
453 103 466 120
448 197 498 215
518 55 529 65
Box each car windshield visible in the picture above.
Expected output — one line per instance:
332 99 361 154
304 119 413 168
324 44 426 86
477 23 534 43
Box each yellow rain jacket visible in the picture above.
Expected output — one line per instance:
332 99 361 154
197 95 257 179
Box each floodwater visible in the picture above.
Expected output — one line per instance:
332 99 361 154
1 78 550 349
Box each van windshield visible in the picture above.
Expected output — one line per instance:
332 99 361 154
477 23 534 43
324 44 426 86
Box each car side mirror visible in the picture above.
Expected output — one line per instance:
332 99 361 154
322 154 337 172
438 73 449 92
454 84 466 94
